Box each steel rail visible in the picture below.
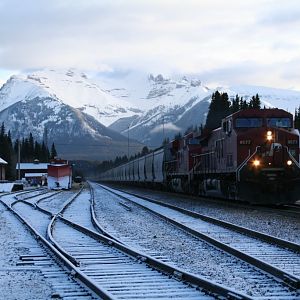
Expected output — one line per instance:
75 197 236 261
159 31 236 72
11 195 84 267
46 187 85 267
0 198 110 299
10 191 61 208
98 184 300 289
100 180 300 219
8 186 263 298
99 184 300 251
46 185 252 300
55 213 252 300
88 182 126 244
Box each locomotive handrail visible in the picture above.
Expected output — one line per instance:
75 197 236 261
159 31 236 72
192 151 215 158
284 146 300 168
192 151 215 174
236 147 260 181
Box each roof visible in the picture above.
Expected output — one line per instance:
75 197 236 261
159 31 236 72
25 173 47 177
0 157 8 165
228 108 292 119
16 163 49 170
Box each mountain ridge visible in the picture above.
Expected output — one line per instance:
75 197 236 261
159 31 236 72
0 68 299 158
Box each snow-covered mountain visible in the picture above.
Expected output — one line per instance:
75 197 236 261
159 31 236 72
0 69 214 149
108 73 212 146
0 68 299 159
0 69 141 127
107 74 300 147
0 95 142 160
222 85 300 112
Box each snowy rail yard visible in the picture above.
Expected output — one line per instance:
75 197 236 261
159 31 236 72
0 184 299 299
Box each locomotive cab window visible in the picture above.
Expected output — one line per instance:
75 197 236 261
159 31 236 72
222 120 232 133
266 118 291 128
235 118 262 128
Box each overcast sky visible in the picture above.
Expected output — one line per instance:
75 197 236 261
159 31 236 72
0 0 300 89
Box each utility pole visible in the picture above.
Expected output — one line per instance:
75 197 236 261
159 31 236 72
127 125 129 160
18 140 21 180
162 115 165 144
43 126 48 148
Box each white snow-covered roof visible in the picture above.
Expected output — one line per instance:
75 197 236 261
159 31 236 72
16 163 48 170
0 157 8 164
0 182 15 192
25 173 47 177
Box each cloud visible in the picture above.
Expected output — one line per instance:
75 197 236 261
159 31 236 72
150 123 181 133
258 0 300 26
0 0 299 89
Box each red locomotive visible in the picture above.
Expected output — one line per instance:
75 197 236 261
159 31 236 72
100 108 300 205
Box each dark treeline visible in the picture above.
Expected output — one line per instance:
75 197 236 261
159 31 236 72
181 91 261 135
205 91 261 130
0 123 14 179
295 106 300 130
0 123 57 180
97 146 150 173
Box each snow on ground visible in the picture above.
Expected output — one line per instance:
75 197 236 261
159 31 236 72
0 197 53 300
61 189 95 230
37 190 76 214
0 183 15 192
0 271 51 300
112 185 300 244
92 184 295 298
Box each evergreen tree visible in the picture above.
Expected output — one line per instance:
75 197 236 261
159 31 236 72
174 132 182 140
205 91 231 130
141 146 149 156
162 137 170 146
295 106 300 130
230 95 240 113
28 133 34 160
0 126 53 179
249 94 261 109
41 142 49 162
34 141 41 160
50 142 57 159
0 123 5 137
254 94 261 109
0 123 14 179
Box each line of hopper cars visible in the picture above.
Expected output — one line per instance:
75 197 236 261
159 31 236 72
100 108 300 205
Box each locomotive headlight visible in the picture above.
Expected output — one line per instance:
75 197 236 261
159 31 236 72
287 160 292 166
266 131 272 141
253 159 260 167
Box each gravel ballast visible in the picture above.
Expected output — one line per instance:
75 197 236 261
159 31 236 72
92 184 298 298
107 184 300 243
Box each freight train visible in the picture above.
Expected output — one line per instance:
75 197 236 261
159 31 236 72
99 108 300 205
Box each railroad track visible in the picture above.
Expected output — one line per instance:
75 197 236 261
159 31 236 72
108 184 300 218
281 203 300 215
0 192 96 300
48 186 246 299
97 183 300 292
4 187 250 299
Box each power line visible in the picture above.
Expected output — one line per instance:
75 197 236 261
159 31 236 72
54 143 162 148
54 143 145 148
